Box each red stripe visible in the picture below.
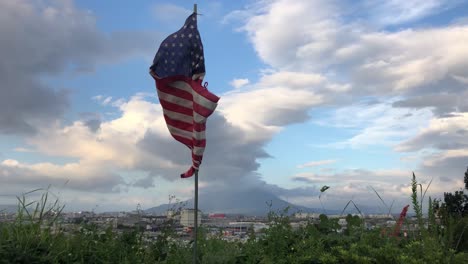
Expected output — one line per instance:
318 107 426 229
158 90 214 118
172 134 192 148
193 122 205 132
192 153 203 162
164 115 208 135
156 78 216 118
159 99 192 116
191 79 220 103
181 166 196 178
156 81 193 101
193 101 215 117
157 75 220 104
193 139 206 147
164 115 193 132
172 134 206 149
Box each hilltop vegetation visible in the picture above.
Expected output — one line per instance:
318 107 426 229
1 171 468 263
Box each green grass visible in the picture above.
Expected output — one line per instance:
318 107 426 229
1 175 468 263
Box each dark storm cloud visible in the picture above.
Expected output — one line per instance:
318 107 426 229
80 112 102 133
137 113 270 181
392 76 468 116
0 0 159 134
420 155 468 184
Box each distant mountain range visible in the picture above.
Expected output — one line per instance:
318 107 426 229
145 188 344 216
0 204 17 214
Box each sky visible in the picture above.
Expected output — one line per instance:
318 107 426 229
1 0 468 213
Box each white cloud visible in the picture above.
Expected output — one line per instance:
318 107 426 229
397 113 468 152
237 0 468 98
102 96 112 105
230 78 250 89
0 159 122 192
297 159 337 168
92 95 103 101
367 0 451 25
452 74 468 84
316 100 434 148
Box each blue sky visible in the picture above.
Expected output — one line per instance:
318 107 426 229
1 0 468 213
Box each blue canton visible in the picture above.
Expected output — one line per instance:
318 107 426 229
150 13 205 79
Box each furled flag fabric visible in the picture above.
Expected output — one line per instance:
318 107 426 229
149 12 220 178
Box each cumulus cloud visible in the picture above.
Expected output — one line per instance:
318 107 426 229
0 159 122 192
0 0 159 135
397 113 468 152
219 70 333 140
234 0 468 104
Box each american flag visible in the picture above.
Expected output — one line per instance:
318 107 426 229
149 12 220 178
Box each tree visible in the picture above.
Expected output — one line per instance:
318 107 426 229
464 167 468 190
443 167 468 218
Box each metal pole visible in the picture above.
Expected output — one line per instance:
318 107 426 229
193 169 199 264
193 4 198 264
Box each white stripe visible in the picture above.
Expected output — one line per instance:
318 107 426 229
157 90 192 108
170 81 217 111
163 109 193 123
193 146 205 156
167 125 206 141
192 73 205 80
194 112 206 123
193 130 205 140
167 125 192 140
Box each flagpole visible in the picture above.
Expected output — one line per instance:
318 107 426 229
193 169 199 264
192 5 199 264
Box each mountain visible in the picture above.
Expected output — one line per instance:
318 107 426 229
145 188 340 216
0 204 17 214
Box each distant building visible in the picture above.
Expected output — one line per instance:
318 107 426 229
180 209 202 227
293 213 321 219
208 213 226 219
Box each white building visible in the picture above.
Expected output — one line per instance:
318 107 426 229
180 209 202 227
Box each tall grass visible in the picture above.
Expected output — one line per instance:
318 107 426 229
1 174 468 263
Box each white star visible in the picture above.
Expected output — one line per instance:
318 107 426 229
181 34 185 38
190 25 194 29
179 43 183 47
173 34 177 38
188 33 192 38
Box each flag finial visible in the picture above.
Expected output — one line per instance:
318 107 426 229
194 4 197 14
